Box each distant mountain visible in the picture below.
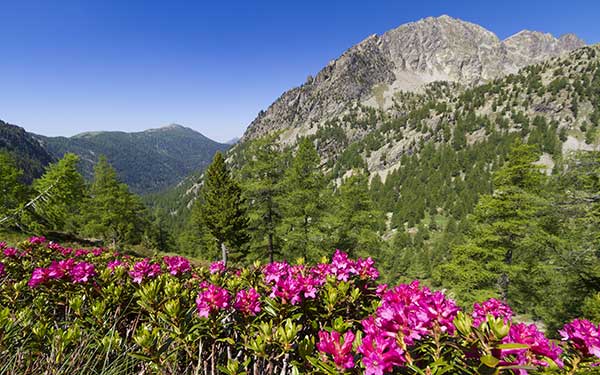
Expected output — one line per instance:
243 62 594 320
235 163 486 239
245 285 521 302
0 120 54 183
36 124 229 194
243 15 585 142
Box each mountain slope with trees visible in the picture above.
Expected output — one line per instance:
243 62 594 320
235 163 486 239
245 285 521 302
37 124 230 194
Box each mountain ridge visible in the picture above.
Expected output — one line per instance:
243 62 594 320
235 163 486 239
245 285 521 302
242 15 585 142
36 124 229 194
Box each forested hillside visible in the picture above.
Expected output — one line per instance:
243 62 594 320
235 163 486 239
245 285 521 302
0 120 54 183
38 124 230 194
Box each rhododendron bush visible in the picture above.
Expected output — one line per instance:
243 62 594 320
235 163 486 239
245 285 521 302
1 238 600 374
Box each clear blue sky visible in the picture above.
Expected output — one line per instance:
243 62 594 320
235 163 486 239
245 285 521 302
1 0 598 142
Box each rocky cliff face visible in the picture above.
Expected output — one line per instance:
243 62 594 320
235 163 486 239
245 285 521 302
242 15 585 141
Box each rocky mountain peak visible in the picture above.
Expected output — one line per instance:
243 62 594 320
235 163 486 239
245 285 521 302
242 16 585 142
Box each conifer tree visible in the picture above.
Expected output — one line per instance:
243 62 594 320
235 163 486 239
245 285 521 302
193 152 249 265
435 141 556 308
30 153 86 233
240 137 284 262
84 156 148 246
332 171 384 257
279 138 329 262
0 151 27 219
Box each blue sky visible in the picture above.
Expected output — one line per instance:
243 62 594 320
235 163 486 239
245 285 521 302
1 0 598 142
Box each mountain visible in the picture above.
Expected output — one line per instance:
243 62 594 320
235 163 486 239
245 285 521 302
37 124 230 194
0 120 54 183
242 15 585 142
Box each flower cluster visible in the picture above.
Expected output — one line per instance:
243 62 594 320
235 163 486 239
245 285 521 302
0 262 5 277
28 259 96 287
329 250 379 281
234 288 261 316
70 262 96 283
129 258 162 284
472 298 513 327
163 255 191 276
263 262 321 305
196 283 230 318
559 319 600 358
209 260 226 274
501 323 563 370
317 330 355 370
3 246 18 257
357 281 460 374
28 236 46 245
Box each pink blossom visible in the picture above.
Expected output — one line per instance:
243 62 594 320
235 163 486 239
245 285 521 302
472 298 513 327
28 267 49 288
355 257 380 280
317 330 356 370
69 262 96 283
501 323 563 372
163 255 191 276
3 247 18 257
330 250 357 281
28 236 46 245
559 319 600 358
74 249 90 257
263 261 290 283
92 248 104 256
0 242 6 250
358 334 405 375
47 260 67 279
196 284 230 318
47 242 72 255
234 288 261 316
107 259 125 272
0 262 5 277
129 258 162 284
209 260 226 274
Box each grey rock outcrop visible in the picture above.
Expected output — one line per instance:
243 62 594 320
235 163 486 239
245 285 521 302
242 15 584 141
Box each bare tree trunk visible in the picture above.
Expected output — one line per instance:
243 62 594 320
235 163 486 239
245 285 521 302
221 242 228 267
268 233 274 263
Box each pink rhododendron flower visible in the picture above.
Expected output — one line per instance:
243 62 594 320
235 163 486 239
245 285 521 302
209 260 226 274
0 262 5 277
107 259 125 272
559 319 600 358
472 298 513 327
70 262 96 283
28 267 49 288
356 257 380 280
358 333 405 375
129 258 162 284
92 248 104 256
3 247 18 257
47 260 67 279
330 250 357 281
28 236 46 245
163 255 191 275
74 249 90 257
501 323 563 372
317 330 356 370
0 242 6 250
196 283 230 318
234 288 261 316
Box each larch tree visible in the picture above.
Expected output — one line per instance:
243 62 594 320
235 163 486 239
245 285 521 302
193 152 249 265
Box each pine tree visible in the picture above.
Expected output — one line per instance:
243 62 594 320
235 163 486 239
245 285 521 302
193 152 249 265
84 156 149 246
30 153 86 233
0 151 27 219
240 137 284 262
435 141 556 307
279 138 329 262
332 171 384 257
